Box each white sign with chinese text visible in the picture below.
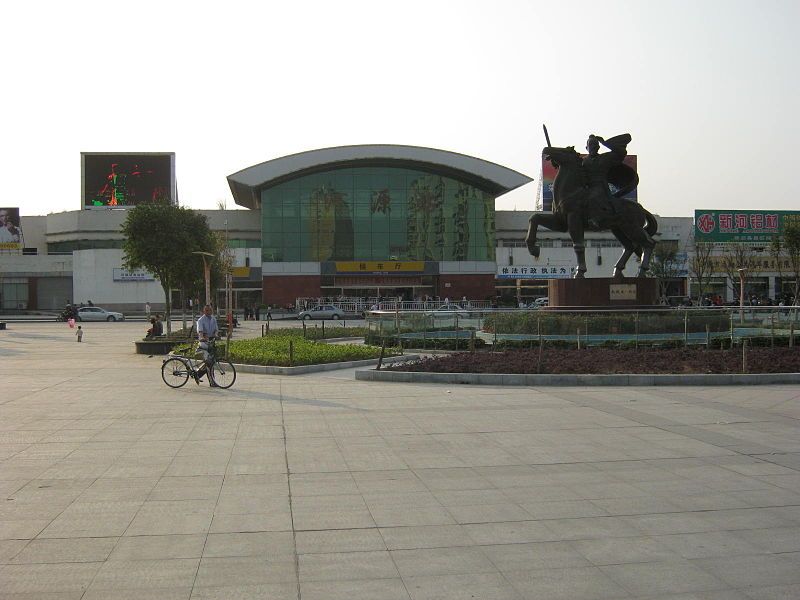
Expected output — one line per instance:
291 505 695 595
113 268 155 281
496 265 575 279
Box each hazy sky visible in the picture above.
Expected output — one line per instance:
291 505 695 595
4 0 798 218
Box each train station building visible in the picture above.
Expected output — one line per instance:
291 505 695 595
227 145 532 305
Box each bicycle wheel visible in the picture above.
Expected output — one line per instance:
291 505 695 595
162 357 190 388
210 359 236 389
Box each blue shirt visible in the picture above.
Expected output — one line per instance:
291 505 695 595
197 314 218 340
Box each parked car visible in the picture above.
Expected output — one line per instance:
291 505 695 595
75 306 125 322
297 305 344 320
424 304 470 318
529 297 549 308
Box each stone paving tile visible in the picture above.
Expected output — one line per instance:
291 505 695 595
481 540 592 571
0 539 28 562
298 549 399 581
108 534 206 561
0 592 88 600
653 530 766 559
0 562 103 594
403 572 523 600
82 589 192 600
570 535 680 566
379 524 474 550
208 511 292 534
300 578 410 600
743 584 800 599
692 554 800 588
600 559 730 596
189 583 296 600
193 555 296 587
202 531 295 558
289 472 359 496
295 527 385 554
504 565 630 600
10 537 117 563
390 546 498 578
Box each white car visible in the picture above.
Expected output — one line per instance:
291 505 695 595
425 304 470 318
529 298 549 308
297 305 344 320
76 306 125 322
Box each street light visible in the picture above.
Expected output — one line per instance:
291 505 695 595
192 251 215 307
738 268 748 324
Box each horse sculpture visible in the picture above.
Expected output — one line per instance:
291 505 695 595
525 144 658 278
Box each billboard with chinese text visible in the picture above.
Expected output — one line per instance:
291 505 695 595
694 209 800 243
0 207 23 251
82 152 175 209
496 264 575 279
541 154 637 211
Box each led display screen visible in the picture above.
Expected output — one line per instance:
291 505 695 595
82 153 175 209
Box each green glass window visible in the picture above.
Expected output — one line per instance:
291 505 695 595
260 166 495 262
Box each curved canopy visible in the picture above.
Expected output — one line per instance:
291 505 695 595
227 145 532 209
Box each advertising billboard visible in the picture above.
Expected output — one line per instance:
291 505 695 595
694 209 800 243
541 154 638 212
82 152 175 209
0 207 23 251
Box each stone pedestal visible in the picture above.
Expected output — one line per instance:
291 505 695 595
548 277 659 308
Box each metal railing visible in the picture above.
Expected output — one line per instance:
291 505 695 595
364 306 800 350
295 297 492 313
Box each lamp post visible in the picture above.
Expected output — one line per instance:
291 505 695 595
738 268 748 324
192 251 215 307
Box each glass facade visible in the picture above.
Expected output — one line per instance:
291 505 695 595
261 167 495 263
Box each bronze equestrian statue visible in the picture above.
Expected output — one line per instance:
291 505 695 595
525 132 658 278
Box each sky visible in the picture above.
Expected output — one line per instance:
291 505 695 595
3 0 799 218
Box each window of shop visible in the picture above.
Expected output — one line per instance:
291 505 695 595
0 278 28 310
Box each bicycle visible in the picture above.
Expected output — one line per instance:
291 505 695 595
161 339 237 389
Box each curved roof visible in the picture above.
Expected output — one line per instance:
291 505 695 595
227 144 533 209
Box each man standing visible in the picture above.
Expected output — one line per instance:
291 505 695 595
145 301 151 318
195 304 219 387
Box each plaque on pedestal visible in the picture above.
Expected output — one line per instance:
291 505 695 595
548 278 659 308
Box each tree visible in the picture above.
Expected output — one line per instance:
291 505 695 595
121 203 217 334
777 220 800 305
689 240 715 302
718 243 762 302
648 240 680 302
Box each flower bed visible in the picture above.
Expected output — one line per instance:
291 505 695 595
385 347 800 375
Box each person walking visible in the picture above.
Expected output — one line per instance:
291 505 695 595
76 326 83 342
145 301 151 318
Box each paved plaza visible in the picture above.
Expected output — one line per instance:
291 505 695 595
1 320 800 599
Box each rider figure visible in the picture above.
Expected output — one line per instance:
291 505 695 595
582 134 630 229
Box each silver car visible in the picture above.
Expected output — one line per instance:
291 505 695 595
297 305 344 320
424 304 470 318
76 306 125 322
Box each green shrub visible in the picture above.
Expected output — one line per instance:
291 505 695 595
224 335 395 366
483 310 730 336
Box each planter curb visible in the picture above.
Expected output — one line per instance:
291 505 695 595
354 369 800 386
